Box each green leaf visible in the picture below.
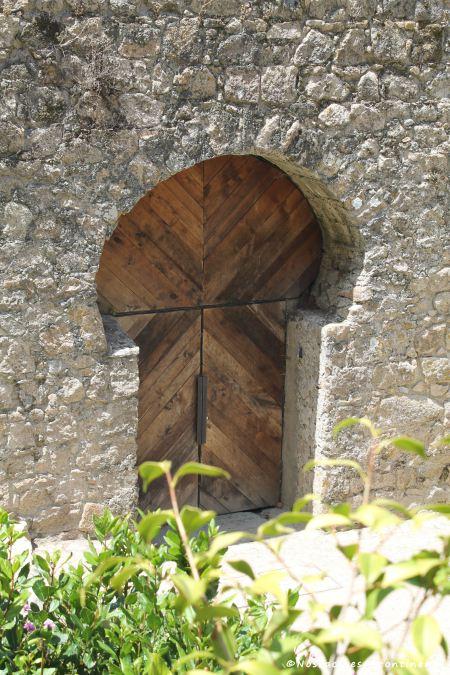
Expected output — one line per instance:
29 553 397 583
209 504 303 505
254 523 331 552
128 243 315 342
372 498 413 518
333 417 379 438
439 435 450 446
263 608 300 645
205 531 246 559
97 640 118 658
180 505 215 535
339 543 359 560
390 436 426 459
420 503 450 516
137 510 173 543
256 519 293 538
382 558 441 586
412 615 442 659
212 622 236 662
304 457 367 482
227 559 255 579
358 552 388 585
352 504 401 530
110 564 140 591
139 461 171 490
364 587 393 619
196 605 239 621
84 555 128 589
174 652 215 669
230 661 280 675
292 493 316 511
250 571 287 606
33 554 50 574
171 573 206 606
173 462 230 485
276 511 312 525
146 653 171 675
306 513 352 530
318 621 382 651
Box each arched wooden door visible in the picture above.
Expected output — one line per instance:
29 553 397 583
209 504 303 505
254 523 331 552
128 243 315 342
96 156 322 512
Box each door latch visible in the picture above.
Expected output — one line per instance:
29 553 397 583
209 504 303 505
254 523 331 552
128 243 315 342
197 375 208 445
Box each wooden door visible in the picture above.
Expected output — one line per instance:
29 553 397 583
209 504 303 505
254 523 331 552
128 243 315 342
200 302 285 513
96 154 322 513
117 310 201 510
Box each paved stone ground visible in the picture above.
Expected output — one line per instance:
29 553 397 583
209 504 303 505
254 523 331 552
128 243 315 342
29 514 449 675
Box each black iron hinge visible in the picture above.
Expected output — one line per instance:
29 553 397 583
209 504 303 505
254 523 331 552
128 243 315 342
197 375 208 445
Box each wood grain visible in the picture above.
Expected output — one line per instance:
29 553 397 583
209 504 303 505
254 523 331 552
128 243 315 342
200 302 286 513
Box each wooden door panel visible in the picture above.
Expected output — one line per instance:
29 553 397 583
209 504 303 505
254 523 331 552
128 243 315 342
119 310 201 510
203 156 322 305
97 155 322 312
97 169 203 312
200 302 286 513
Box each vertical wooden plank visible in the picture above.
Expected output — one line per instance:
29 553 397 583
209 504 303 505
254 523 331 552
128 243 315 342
136 310 201 510
199 302 286 513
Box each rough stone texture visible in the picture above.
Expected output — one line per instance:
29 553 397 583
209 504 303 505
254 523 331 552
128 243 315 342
0 1 448 535
282 311 328 508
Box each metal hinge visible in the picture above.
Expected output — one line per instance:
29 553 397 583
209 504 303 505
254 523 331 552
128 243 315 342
197 375 208 445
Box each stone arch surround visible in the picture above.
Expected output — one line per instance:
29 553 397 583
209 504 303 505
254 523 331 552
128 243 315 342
0 1 447 536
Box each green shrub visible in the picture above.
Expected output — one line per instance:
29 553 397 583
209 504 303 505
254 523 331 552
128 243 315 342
0 419 448 674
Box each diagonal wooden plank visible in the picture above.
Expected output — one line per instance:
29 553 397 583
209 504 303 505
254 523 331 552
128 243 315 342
204 160 279 256
137 311 199 380
173 165 203 205
204 308 284 405
116 314 153 342
204 155 257 221
165 173 204 217
125 202 203 283
206 354 282 446
138 315 200 398
203 155 230 186
256 224 322 300
201 422 280 509
204 177 297 301
116 220 202 308
140 424 198 510
139 351 200 432
203 331 282 431
97 251 160 311
213 192 316 303
137 375 197 462
156 183 203 241
208 395 280 474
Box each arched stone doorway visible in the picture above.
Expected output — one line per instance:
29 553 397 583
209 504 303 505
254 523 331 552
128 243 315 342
96 155 322 512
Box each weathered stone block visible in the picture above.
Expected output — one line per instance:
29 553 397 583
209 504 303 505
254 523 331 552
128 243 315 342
119 94 164 127
305 74 350 102
261 66 297 104
174 66 216 99
78 502 106 533
421 358 449 385
224 68 260 103
371 25 412 64
318 103 350 127
357 71 380 101
2 202 33 240
267 22 302 41
335 29 368 65
294 29 334 65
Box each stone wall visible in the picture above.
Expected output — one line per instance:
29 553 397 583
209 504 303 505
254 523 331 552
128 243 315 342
0 0 448 535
